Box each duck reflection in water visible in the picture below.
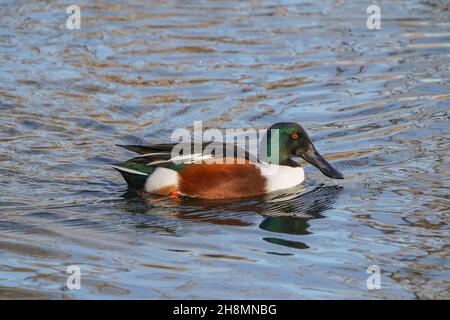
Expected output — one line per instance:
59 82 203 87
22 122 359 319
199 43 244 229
120 185 342 250
258 185 342 250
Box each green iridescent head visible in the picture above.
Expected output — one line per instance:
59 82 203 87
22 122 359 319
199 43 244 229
260 122 343 179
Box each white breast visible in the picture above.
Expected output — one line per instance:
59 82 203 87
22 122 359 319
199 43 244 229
256 164 304 193
145 167 179 193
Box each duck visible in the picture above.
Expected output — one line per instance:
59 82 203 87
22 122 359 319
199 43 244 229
112 122 343 200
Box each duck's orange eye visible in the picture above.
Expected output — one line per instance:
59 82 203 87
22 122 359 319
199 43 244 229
291 133 299 139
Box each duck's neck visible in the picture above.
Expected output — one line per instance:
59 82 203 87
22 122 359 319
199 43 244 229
258 135 290 164
280 158 300 167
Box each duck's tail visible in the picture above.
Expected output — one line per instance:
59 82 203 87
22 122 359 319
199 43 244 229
111 161 155 189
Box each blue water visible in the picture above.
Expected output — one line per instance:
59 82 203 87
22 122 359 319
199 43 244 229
0 0 449 299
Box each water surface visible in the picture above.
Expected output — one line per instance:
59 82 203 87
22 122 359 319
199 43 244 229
0 0 449 299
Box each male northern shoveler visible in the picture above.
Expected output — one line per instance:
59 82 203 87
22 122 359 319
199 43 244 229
112 122 343 199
